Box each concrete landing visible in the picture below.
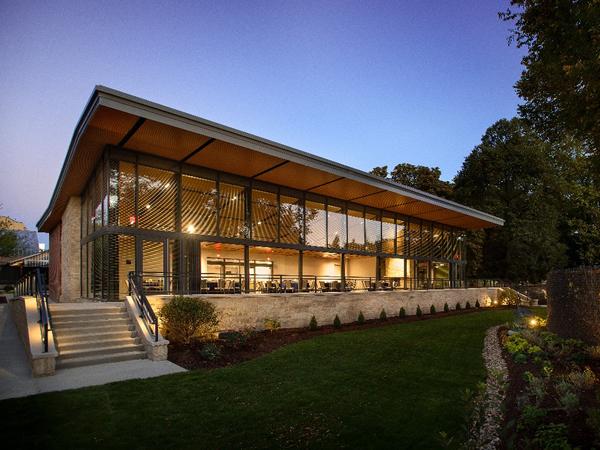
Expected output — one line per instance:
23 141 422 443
0 304 185 401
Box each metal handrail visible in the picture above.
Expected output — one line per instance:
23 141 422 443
14 269 52 352
127 272 159 342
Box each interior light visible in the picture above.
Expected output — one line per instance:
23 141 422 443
129 215 136 225
232 196 237 200
186 224 195 233
145 204 151 209
216 253 221 257
165 183 170 188
257 221 261 225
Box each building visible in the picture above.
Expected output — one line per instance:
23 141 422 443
0 216 40 257
37 86 503 302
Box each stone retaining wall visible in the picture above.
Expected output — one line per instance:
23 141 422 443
148 287 501 331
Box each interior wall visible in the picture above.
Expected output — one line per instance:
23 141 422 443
303 254 340 279
346 256 376 277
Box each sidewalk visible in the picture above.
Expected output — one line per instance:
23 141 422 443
0 304 185 401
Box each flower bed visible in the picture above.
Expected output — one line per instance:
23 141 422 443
499 313 600 448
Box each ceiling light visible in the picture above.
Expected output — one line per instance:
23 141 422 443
186 224 195 233
145 204 151 209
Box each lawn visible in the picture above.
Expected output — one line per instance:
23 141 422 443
3 309 515 449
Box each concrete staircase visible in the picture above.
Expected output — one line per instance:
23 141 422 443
50 304 147 369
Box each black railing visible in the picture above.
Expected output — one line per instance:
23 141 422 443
127 272 159 342
133 272 466 295
15 268 52 352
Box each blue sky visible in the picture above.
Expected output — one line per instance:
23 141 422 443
0 0 523 246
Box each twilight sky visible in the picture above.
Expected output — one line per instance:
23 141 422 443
0 0 523 246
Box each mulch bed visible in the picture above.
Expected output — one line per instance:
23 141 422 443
498 327 600 449
168 307 503 371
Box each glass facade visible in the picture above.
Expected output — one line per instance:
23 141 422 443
80 149 467 299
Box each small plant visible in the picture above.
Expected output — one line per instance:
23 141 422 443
416 305 422 317
517 404 547 431
455 302 461 311
585 345 600 360
565 367 597 391
532 423 570 449
199 342 221 360
558 391 580 414
309 315 318 331
263 318 281 332
430 304 436 314
159 296 220 344
498 288 520 306
333 314 341 329
357 311 365 324
399 307 406 318
475 300 480 308
379 309 387 321
465 301 471 309
443 302 449 312
524 371 547 406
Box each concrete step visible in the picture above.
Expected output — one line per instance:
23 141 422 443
54 323 135 336
52 312 129 323
59 343 146 360
58 337 141 352
51 317 131 329
56 351 147 370
55 329 137 344
51 307 126 317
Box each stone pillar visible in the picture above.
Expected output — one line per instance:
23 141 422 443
59 196 81 302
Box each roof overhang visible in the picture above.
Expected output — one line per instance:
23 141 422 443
37 86 504 232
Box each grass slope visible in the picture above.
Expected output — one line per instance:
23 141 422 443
3 309 514 449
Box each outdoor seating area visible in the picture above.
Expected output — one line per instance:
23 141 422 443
138 272 455 295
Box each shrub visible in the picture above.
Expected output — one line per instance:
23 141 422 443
357 311 365 324
430 304 436 315
159 296 219 344
498 288 520 306
399 307 406 318
379 309 387 321
309 315 318 331
333 314 341 329
416 305 422 317
558 391 580 414
264 318 281 332
465 301 471 309
475 300 480 308
443 302 449 313
585 345 600 360
199 342 221 360
455 302 461 311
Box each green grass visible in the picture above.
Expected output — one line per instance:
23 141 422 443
3 309 515 449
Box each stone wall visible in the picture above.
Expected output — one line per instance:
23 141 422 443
59 196 81 302
148 287 500 331
48 224 61 301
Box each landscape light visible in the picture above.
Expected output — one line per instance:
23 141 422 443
529 318 539 328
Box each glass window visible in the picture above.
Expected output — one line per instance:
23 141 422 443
182 174 218 235
421 222 433 257
251 189 278 242
407 221 422 256
109 161 136 227
219 182 247 238
381 214 395 254
305 199 326 248
327 202 346 249
432 225 443 259
396 219 406 255
138 165 176 232
280 194 303 244
365 210 381 252
347 206 365 251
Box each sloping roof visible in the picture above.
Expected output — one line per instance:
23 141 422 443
37 86 504 232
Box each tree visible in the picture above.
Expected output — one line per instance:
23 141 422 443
453 118 567 282
0 215 18 257
500 1 600 156
370 163 453 199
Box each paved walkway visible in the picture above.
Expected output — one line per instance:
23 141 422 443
0 304 186 401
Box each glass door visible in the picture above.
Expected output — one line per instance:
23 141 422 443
141 239 168 293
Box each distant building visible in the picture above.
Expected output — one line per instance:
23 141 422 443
0 216 40 257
